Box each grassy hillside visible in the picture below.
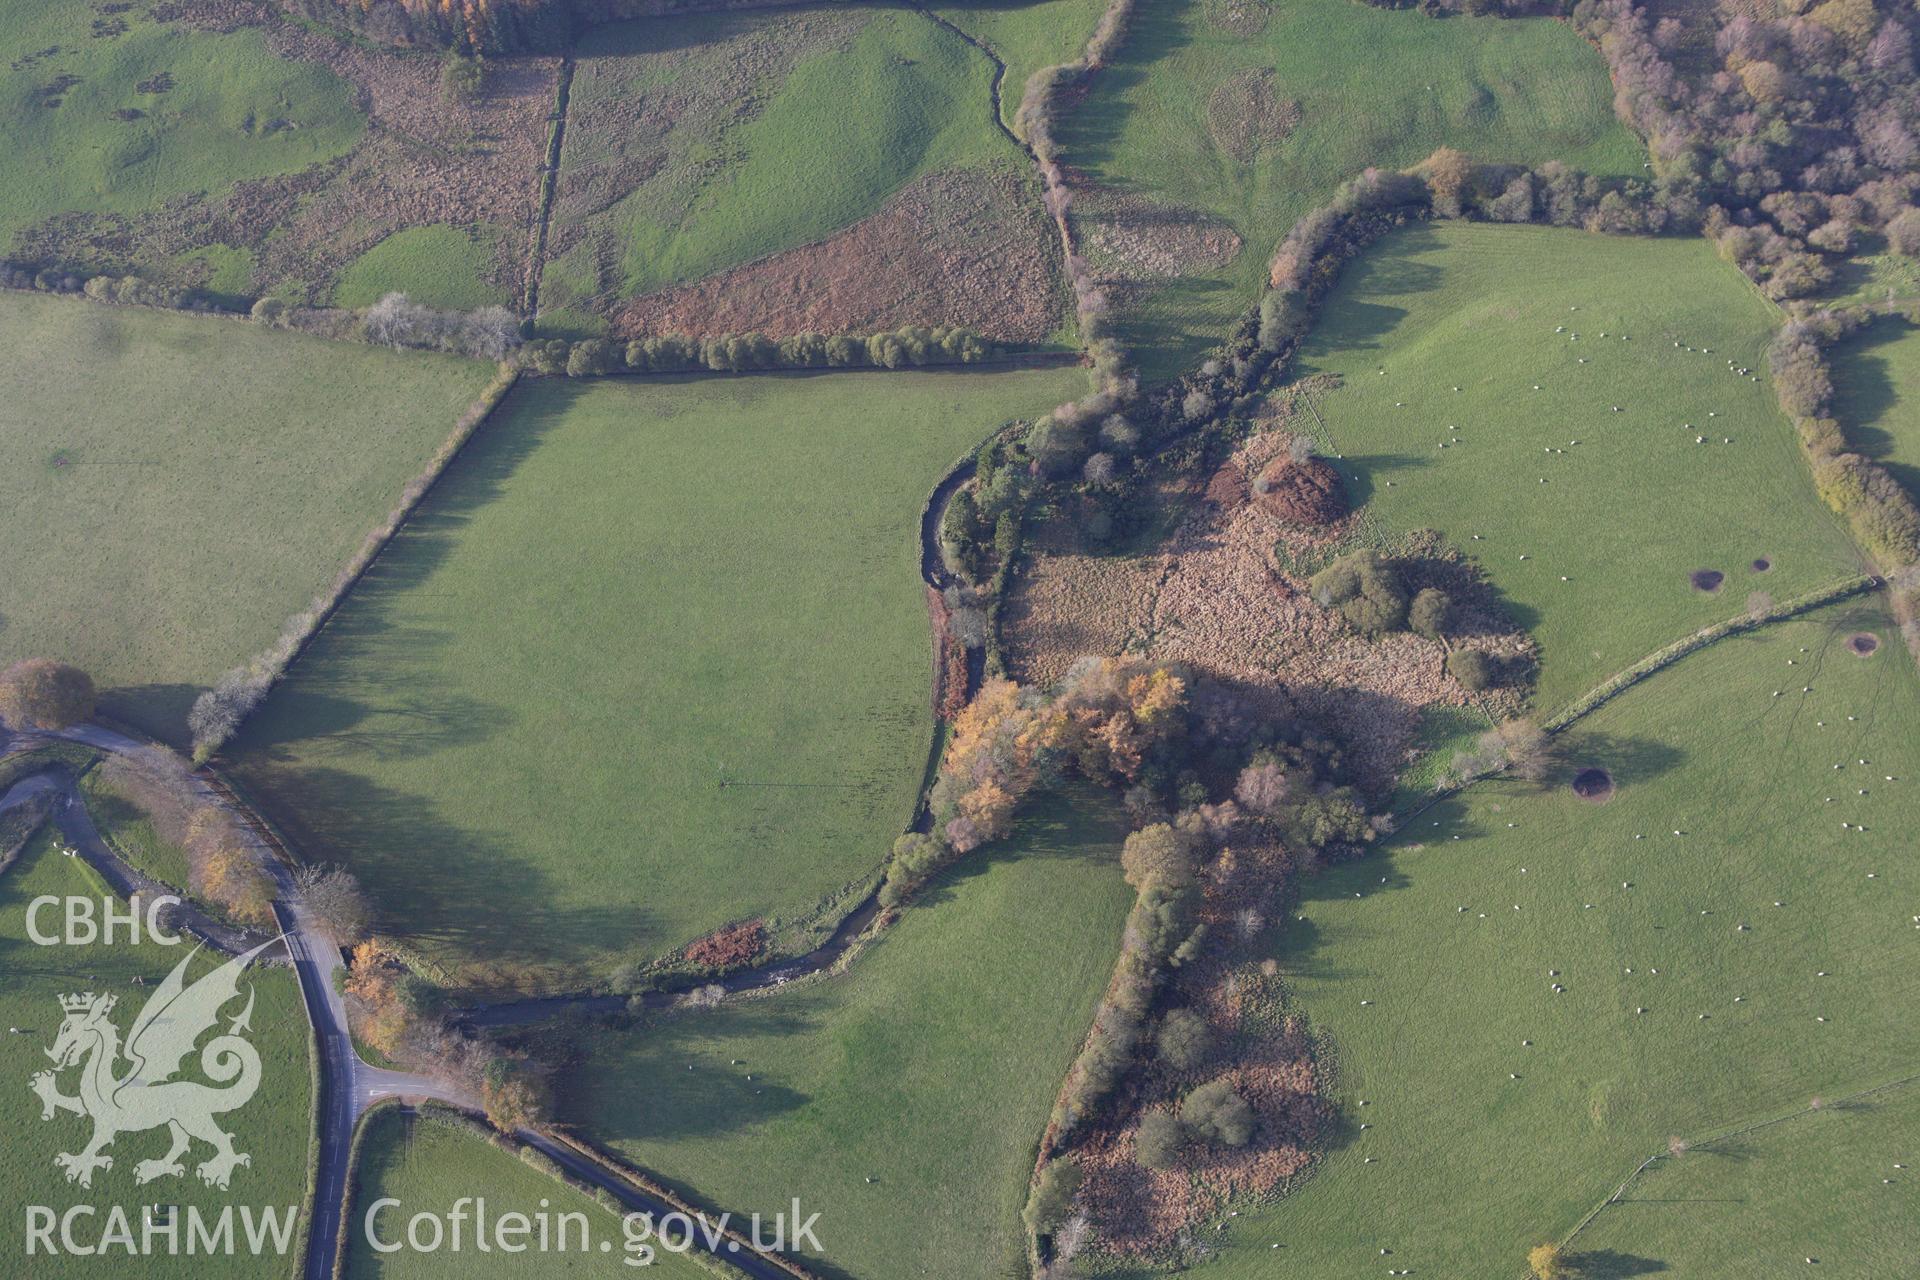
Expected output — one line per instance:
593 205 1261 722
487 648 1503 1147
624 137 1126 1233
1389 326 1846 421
333 227 510 312
0 2 362 252
563 787 1135 1280
1057 0 1644 377
1567 1080 1920 1277
935 0 1110 131
232 366 1086 989
0 291 495 741
540 7 1021 333
1294 222 1862 713
1186 603 1920 1277
0 828 312 1278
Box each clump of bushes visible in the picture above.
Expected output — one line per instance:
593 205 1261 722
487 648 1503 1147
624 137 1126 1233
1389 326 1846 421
1447 718 1557 787
0 658 94 731
1253 451 1348 525
882 657 1195 908
364 292 522 360
293 863 374 942
1180 1079 1256 1146
1155 1008 1215 1071
1408 586 1452 640
683 919 765 971
1132 1078 1255 1170
1446 647 1497 691
1022 1156 1083 1234
1310 551 1410 635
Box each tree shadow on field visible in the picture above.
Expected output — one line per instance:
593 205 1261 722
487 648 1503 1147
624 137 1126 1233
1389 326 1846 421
233 378 562 758
1691 1136 1758 1162
234 762 653 978
1329 452 1429 508
99 682 205 748
561 999 819 1144
1050 0 1195 183
1829 316 1919 495
909 785 1129 910
1567 1249 1669 1278
574 4 793 58
1552 732 1686 789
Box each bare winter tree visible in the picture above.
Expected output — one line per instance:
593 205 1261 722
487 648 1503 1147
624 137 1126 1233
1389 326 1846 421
294 864 374 943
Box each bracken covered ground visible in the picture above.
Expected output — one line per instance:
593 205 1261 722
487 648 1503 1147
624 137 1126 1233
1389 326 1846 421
11 1 556 309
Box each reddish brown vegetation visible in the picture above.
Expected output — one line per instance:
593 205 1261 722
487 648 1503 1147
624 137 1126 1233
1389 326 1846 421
20 2 556 305
1006 418 1534 789
1254 456 1346 526
926 586 971 722
611 169 1065 345
1074 842 1329 1258
684 919 765 970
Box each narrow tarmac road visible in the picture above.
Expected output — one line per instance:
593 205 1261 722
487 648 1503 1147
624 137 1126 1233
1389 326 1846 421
2 727 798 1280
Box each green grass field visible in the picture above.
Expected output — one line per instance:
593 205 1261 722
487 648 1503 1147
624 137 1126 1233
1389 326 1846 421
562 787 1135 1280
79 769 192 892
539 7 1021 333
1058 0 1644 377
232 366 1085 988
0 291 495 742
333 227 510 312
1294 222 1863 714
935 0 1110 132
1831 313 1920 504
0 2 362 252
1172 603 1920 1279
341 1108 711 1277
1567 1080 1920 1278
0 827 313 1278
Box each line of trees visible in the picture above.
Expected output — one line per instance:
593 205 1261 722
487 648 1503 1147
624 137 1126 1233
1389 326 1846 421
517 323 998 377
1767 307 1920 650
189 364 520 760
87 747 279 926
343 935 553 1130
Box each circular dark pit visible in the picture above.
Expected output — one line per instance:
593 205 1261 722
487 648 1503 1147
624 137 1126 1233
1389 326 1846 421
1848 632 1881 657
1690 569 1724 593
1751 558 1771 572
1571 767 1615 803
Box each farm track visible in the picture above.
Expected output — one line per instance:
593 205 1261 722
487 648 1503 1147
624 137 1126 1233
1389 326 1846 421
0 728 797 1280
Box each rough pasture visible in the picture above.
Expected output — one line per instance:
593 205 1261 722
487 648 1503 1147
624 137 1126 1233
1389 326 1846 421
1294 221 1863 715
1184 603 1920 1277
1055 0 1643 377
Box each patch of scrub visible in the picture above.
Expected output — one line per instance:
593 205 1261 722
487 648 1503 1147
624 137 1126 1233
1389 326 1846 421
1183 602 1920 1277
1294 222 1860 713
0 3 363 244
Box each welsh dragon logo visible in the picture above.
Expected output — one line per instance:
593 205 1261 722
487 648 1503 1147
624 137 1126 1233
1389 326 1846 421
30 939 274 1190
